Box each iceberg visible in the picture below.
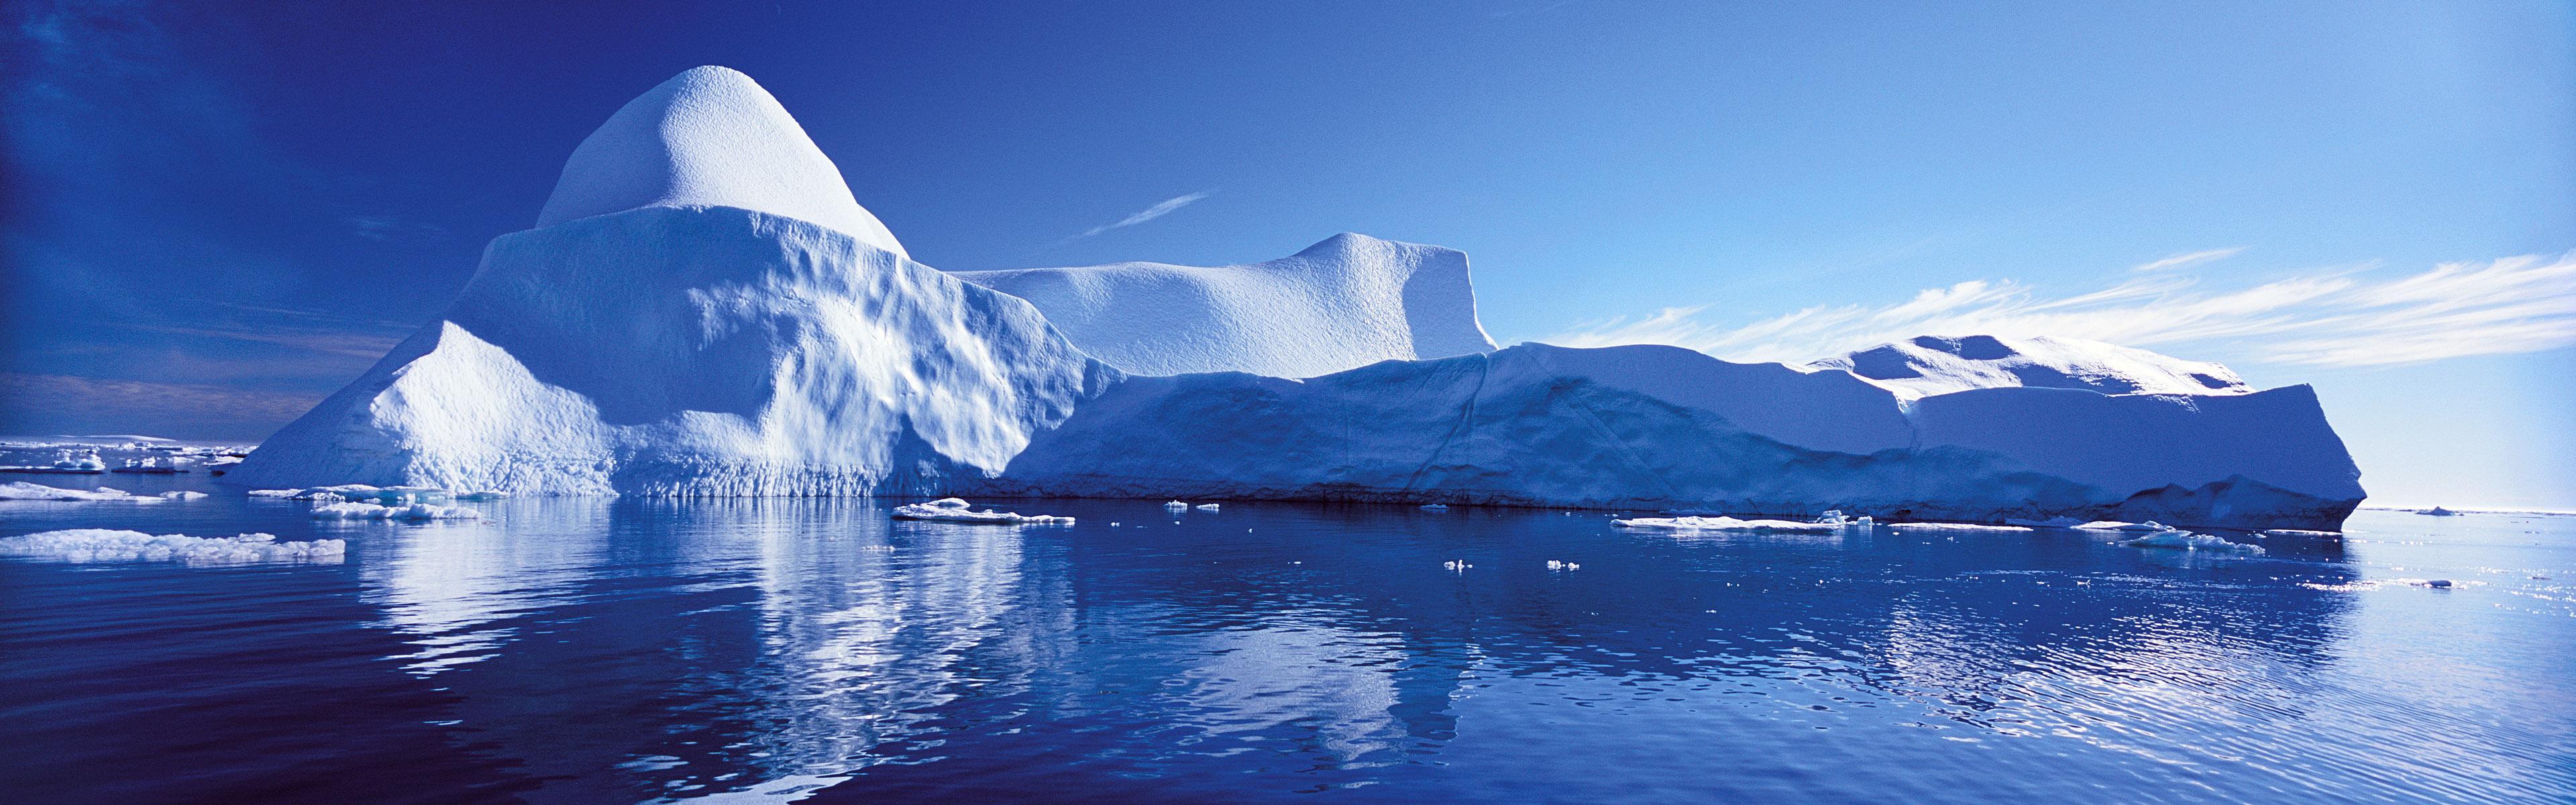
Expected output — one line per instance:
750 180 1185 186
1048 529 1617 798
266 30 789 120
951 233 1495 378
227 66 2367 531
1613 515 1842 533
0 529 345 564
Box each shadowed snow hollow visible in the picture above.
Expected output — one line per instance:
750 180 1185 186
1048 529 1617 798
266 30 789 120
951 233 1497 378
1813 335 2249 400
535 65 909 260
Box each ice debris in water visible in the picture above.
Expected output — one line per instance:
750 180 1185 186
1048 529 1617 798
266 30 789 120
2115 531 2264 555
1163 500 1190 511
1195 503 1220 511
1614 515 1840 533
1443 559 1472 572
890 498 1074 525
1419 503 1450 511
0 529 345 565
1546 559 1580 571
311 502 484 521
0 482 199 502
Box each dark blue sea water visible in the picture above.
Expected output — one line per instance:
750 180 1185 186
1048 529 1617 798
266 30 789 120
3 473 2571 803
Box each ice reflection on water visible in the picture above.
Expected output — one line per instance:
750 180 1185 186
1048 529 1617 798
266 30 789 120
1 496 2570 804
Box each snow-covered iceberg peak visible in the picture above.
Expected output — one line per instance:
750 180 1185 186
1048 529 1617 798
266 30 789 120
1811 334 2251 400
536 65 908 260
951 232 1497 378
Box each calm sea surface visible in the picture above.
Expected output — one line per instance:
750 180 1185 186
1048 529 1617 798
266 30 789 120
3 471 2571 804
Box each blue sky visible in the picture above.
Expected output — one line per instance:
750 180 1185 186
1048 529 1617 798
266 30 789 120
3 1 2570 507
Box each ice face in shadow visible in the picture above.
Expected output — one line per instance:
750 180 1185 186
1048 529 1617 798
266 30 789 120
952 232 1497 378
536 65 908 260
980 343 2363 530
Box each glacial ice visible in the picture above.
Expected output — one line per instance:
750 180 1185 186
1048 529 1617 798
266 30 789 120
222 65 2368 531
1811 334 2251 401
952 233 1496 378
0 529 345 564
535 66 907 260
890 498 1074 525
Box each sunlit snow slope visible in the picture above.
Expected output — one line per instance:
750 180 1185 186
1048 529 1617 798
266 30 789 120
952 233 1497 378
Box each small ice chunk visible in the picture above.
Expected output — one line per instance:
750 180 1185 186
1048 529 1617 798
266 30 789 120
891 498 1074 525
1442 559 1471 572
248 488 303 498
1419 503 1450 511
1546 559 1580 571
2116 531 2263 555
160 490 209 500
1194 503 1220 511
0 529 345 565
1163 500 1190 511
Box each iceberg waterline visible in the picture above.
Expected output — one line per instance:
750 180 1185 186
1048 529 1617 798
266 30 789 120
222 66 2365 531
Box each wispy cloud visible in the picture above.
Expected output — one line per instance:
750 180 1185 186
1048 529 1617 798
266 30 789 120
1071 191 1212 239
2132 247 2245 272
1544 251 2576 368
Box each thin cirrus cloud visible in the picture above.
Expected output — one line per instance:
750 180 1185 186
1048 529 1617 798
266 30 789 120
1071 191 1212 239
1542 250 2576 368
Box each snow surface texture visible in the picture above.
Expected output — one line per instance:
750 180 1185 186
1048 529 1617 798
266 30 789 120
951 233 1497 378
1812 335 2249 401
228 205 1115 496
0 529 345 564
536 66 907 260
889 498 1073 524
977 343 2363 530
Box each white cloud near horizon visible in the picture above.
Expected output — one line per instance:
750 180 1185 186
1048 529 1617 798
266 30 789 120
1073 191 1212 239
2131 247 2245 272
1542 251 2576 368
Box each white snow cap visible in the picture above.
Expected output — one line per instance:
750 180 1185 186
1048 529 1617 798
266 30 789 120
537 65 908 260
1811 334 2250 400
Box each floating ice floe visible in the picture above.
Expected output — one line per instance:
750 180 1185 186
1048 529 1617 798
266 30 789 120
1546 559 1580 571
1613 515 1840 533
2115 531 2264 555
1885 522 2034 533
1164 500 1191 511
1194 503 1220 512
890 498 1074 525
1419 503 1450 511
311 502 484 521
252 485 459 504
0 529 345 565
2075 521 2175 533
0 482 203 502
1443 559 1471 572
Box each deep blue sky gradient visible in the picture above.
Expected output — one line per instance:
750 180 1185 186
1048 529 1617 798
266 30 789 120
5 1 2571 505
